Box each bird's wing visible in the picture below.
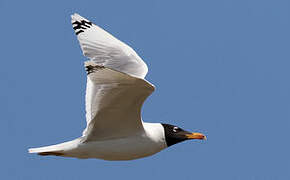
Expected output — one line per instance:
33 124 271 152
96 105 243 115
71 13 148 79
82 61 154 141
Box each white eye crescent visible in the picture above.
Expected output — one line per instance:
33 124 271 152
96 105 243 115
173 127 178 132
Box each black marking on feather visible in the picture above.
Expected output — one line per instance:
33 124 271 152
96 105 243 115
72 20 92 35
85 65 105 75
76 30 84 35
38 151 64 156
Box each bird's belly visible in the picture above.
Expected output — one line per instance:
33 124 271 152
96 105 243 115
68 137 166 160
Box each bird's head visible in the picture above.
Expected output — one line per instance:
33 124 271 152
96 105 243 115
161 124 206 147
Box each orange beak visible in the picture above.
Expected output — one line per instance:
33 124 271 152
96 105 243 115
185 132 207 140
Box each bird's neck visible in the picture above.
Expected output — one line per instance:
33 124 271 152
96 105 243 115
142 122 166 145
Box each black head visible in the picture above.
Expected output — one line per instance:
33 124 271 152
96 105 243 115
161 124 206 147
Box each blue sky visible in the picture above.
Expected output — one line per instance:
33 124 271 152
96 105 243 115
1 0 290 179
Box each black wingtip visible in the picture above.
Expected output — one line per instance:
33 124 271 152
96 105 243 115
72 20 93 35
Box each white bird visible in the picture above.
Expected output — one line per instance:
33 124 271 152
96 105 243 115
28 14 206 161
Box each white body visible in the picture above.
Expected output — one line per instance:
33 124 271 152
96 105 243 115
65 123 166 160
29 123 166 160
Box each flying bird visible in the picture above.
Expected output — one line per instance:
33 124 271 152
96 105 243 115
28 14 206 160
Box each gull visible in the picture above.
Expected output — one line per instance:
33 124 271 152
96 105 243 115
28 14 206 161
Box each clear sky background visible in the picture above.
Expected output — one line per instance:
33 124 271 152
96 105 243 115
1 0 290 179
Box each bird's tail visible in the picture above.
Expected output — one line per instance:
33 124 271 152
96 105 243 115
28 139 79 156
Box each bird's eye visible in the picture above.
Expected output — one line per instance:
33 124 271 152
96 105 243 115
173 127 179 133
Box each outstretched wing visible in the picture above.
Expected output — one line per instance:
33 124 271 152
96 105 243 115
82 61 154 141
71 13 148 79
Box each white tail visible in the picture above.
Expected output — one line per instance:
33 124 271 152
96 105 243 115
28 139 79 156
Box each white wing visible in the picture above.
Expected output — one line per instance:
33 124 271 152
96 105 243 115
82 61 154 141
71 13 148 79
71 14 154 141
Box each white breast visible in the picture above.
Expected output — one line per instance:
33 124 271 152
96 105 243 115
66 123 167 160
